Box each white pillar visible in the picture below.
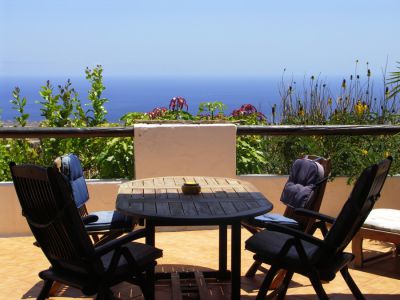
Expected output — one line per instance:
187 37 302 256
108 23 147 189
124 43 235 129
134 124 237 179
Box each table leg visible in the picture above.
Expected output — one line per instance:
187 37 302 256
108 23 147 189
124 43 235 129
145 220 156 300
231 222 241 300
145 220 155 246
219 224 228 277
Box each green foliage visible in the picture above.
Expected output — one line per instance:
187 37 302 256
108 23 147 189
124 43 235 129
97 137 134 179
38 79 87 127
198 101 227 119
0 66 132 181
236 136 267 174
267 61 400 180
387 61 400 99
39 80 62 127
120 112 148 125
1 62 400 182
85 65 108 126
10 87 29 127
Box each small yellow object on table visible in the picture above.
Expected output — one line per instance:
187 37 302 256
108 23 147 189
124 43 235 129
181 181 201 195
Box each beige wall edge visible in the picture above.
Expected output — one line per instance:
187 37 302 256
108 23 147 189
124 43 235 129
2 176 399 236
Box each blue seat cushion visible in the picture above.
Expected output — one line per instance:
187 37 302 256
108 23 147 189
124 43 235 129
250 213 299 228
85 211 134 232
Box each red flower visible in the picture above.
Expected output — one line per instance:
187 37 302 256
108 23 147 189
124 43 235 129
231 104 266 121
148 107 167 119
169 96 188 111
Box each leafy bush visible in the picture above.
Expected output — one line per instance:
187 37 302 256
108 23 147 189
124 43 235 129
1 62 400 182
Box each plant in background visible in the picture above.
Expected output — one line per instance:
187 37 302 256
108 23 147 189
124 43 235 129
166 96 193 120
236 136 267 174
271 61 400 179
387 61 400 99
97 137 134 179
4 87 38 176
10 87 29 127
38 78 87 127
120 112 148 125
39 80 62 127
197 101 227 119
169 96 188 111
58 79 87 127
2 62 400 182
85 65 108 126
230 104 268 174
278 73 330 125
148 107 168 119
231 104 267 124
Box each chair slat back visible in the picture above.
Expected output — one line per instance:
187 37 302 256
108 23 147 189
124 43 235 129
10 163 102 275
323 157 392 255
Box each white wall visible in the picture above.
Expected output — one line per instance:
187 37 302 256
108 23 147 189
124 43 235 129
134 124 236 179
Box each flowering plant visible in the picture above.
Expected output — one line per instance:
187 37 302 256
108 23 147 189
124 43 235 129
169 96 188 111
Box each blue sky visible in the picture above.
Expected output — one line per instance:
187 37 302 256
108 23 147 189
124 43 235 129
1 0 399 77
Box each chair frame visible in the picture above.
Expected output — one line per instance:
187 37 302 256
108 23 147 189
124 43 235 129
253 218 364 300
242 155 331 279
247 157 392 300
10 162 160 300
76 203 137 246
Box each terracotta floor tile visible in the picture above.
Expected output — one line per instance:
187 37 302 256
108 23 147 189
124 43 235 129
0 229 399 299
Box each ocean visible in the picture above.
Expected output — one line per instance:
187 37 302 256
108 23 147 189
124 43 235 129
0 75 385 123
0 76 281 122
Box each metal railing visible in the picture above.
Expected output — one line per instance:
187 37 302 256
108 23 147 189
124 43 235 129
1 125 400 139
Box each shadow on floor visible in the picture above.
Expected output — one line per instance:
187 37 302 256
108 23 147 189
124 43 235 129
240 294 400 300
350 251 400 280
21 281 85 299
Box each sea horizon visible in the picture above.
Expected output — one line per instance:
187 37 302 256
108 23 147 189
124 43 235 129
0 75 385 123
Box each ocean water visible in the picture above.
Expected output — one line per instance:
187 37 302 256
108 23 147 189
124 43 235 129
0 75 385 123
0 76 281 122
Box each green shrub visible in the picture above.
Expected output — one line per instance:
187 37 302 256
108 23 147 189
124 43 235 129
1 62 400 182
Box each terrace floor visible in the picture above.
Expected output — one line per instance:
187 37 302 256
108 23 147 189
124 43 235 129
0 228 399 300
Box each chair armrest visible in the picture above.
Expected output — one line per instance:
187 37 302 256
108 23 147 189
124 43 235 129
294 208 336 224
82 214 99 225
94 228 146 256
264 223 326 248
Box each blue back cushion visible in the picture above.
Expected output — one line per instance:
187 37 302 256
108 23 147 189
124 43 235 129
280 158 324 208
60 154 89 208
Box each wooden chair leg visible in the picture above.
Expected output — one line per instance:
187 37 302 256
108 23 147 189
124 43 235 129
145 268 155 300
352 232 364 268
270 269 287 289
308 270 329 300
276 271 293 300
245 260 262 277
255 264 279 300
37 279 54 300
47 281 63 297
341 267 366 300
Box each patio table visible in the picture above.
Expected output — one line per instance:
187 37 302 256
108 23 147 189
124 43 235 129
116 176 273 300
